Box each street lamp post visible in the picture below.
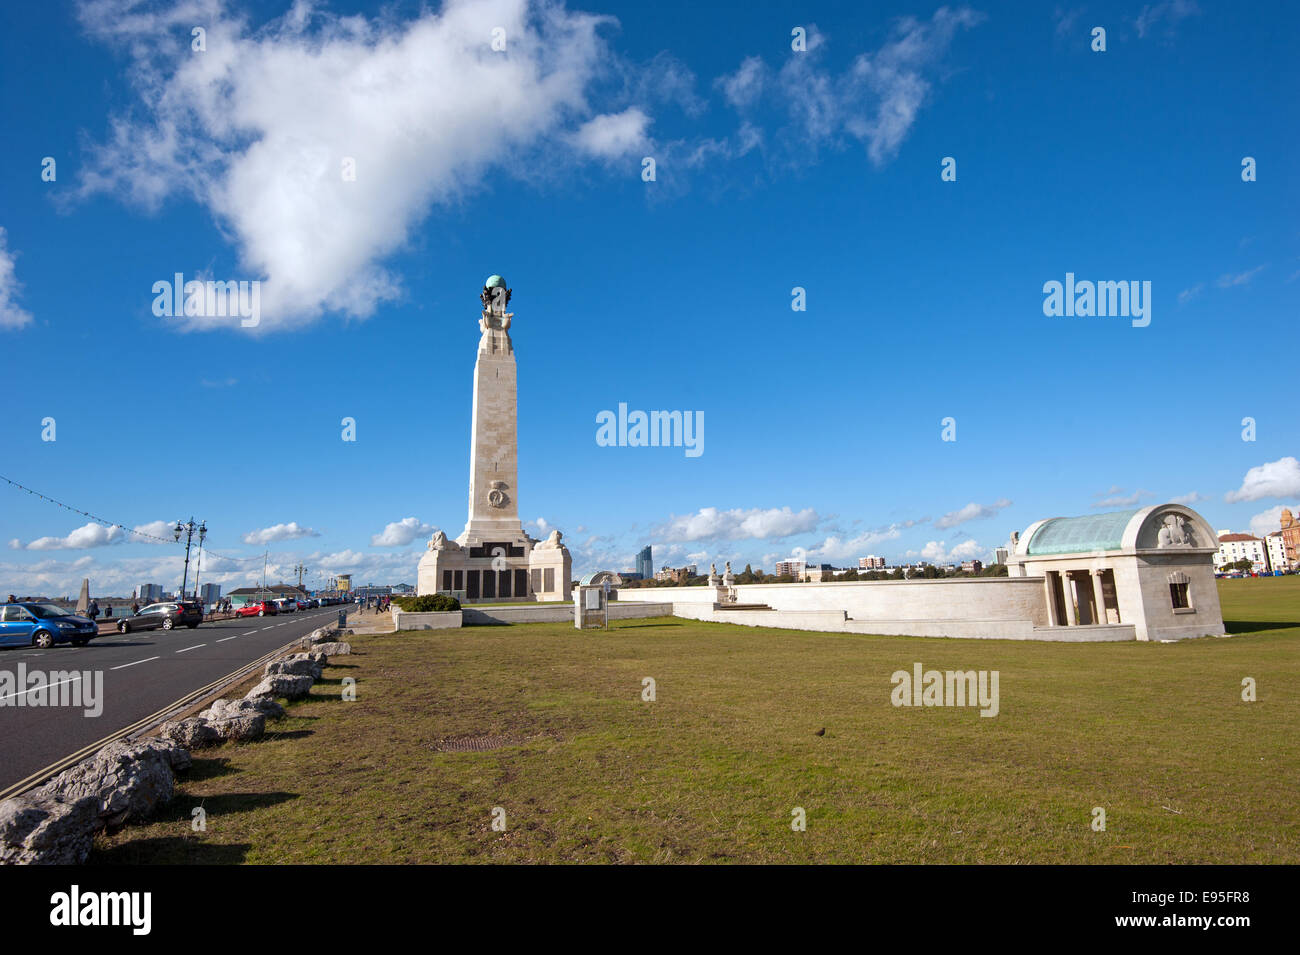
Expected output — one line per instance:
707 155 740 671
174 518 206 600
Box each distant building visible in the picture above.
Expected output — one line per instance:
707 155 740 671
994 547 1009 566
655 566 695 584
803 563 835 582
1279 509 1300 567
774 559 805 578
138 583 164 603
391 583 415 595
961 560 984 574
336 574 352 593
1215 533 1269 572
1265 532 1288 572
858 555 886 570
200 583 222 605
636 546 653 580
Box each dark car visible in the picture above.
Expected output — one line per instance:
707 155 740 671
0 602 98 649
117 600 203 633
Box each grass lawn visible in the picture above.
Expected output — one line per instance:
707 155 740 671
92 576 1300 864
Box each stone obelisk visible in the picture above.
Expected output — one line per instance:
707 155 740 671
417 274 572 602
459 274 526 545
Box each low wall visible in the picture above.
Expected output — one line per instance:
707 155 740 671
390 610 463 630
618 578 1049 625
464 602 674 626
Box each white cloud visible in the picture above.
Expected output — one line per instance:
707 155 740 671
716 55 766 109
715 8 981 168
1135 0 1201 39
1225 457 1300 503
370 517 435 547
656 506 821 541
806 526 903 562
75 0 618 332
934 498 1012 529
16 522 127 551
1092 487 1151 508
1216 264 1266 288
1053 6 1084 38
1168 491 1207 505
1248 505 1296 539
242 522 319 545
10 519 177 551
912 539 986 564
573 107 650 159
0 227 33 330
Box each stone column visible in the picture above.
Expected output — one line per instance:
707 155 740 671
1092 571 1108 625
1063 572 1078 626
1043 574 1058 626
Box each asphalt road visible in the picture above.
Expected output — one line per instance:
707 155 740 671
0 605 353 793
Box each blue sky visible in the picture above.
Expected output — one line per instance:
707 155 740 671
0 0 1297 596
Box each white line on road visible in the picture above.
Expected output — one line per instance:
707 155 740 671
111 656 159 670
242 630 258 635
0 674 81 704
176 644 205 653
216 636 238 643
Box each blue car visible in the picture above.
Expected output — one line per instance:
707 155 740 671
0 602 99 649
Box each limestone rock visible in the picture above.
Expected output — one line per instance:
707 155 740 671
246 673 314 700
210 712 265 742
266 653 322 680
201 697 283 721
32 739 183 828
313 641 352 656
0 792 99 865
161 717 222 749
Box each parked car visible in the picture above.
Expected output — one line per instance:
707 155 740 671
236 601 278 618
0 602 99 648
275 598 296 613
295 599 309 611
117 600 203 633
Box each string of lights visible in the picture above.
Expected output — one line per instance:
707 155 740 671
1 472 264 561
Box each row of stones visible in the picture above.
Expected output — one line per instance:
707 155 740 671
0 627 351 865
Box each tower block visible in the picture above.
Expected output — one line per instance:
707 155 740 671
416 276 572 602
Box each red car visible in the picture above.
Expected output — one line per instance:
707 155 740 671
236 601 279 618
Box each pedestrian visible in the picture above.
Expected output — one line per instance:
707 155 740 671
131 601 140 614
5 594 15 603
105 603 113 618
89 599 99 619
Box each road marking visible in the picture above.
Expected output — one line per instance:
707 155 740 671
111 656 159 670
176 644 205 653
216 635 238 643
0 674 82 704
242 630 258 635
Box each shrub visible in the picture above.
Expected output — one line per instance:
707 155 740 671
393 594 461 613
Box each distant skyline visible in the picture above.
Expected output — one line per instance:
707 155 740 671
1 0 1297 595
